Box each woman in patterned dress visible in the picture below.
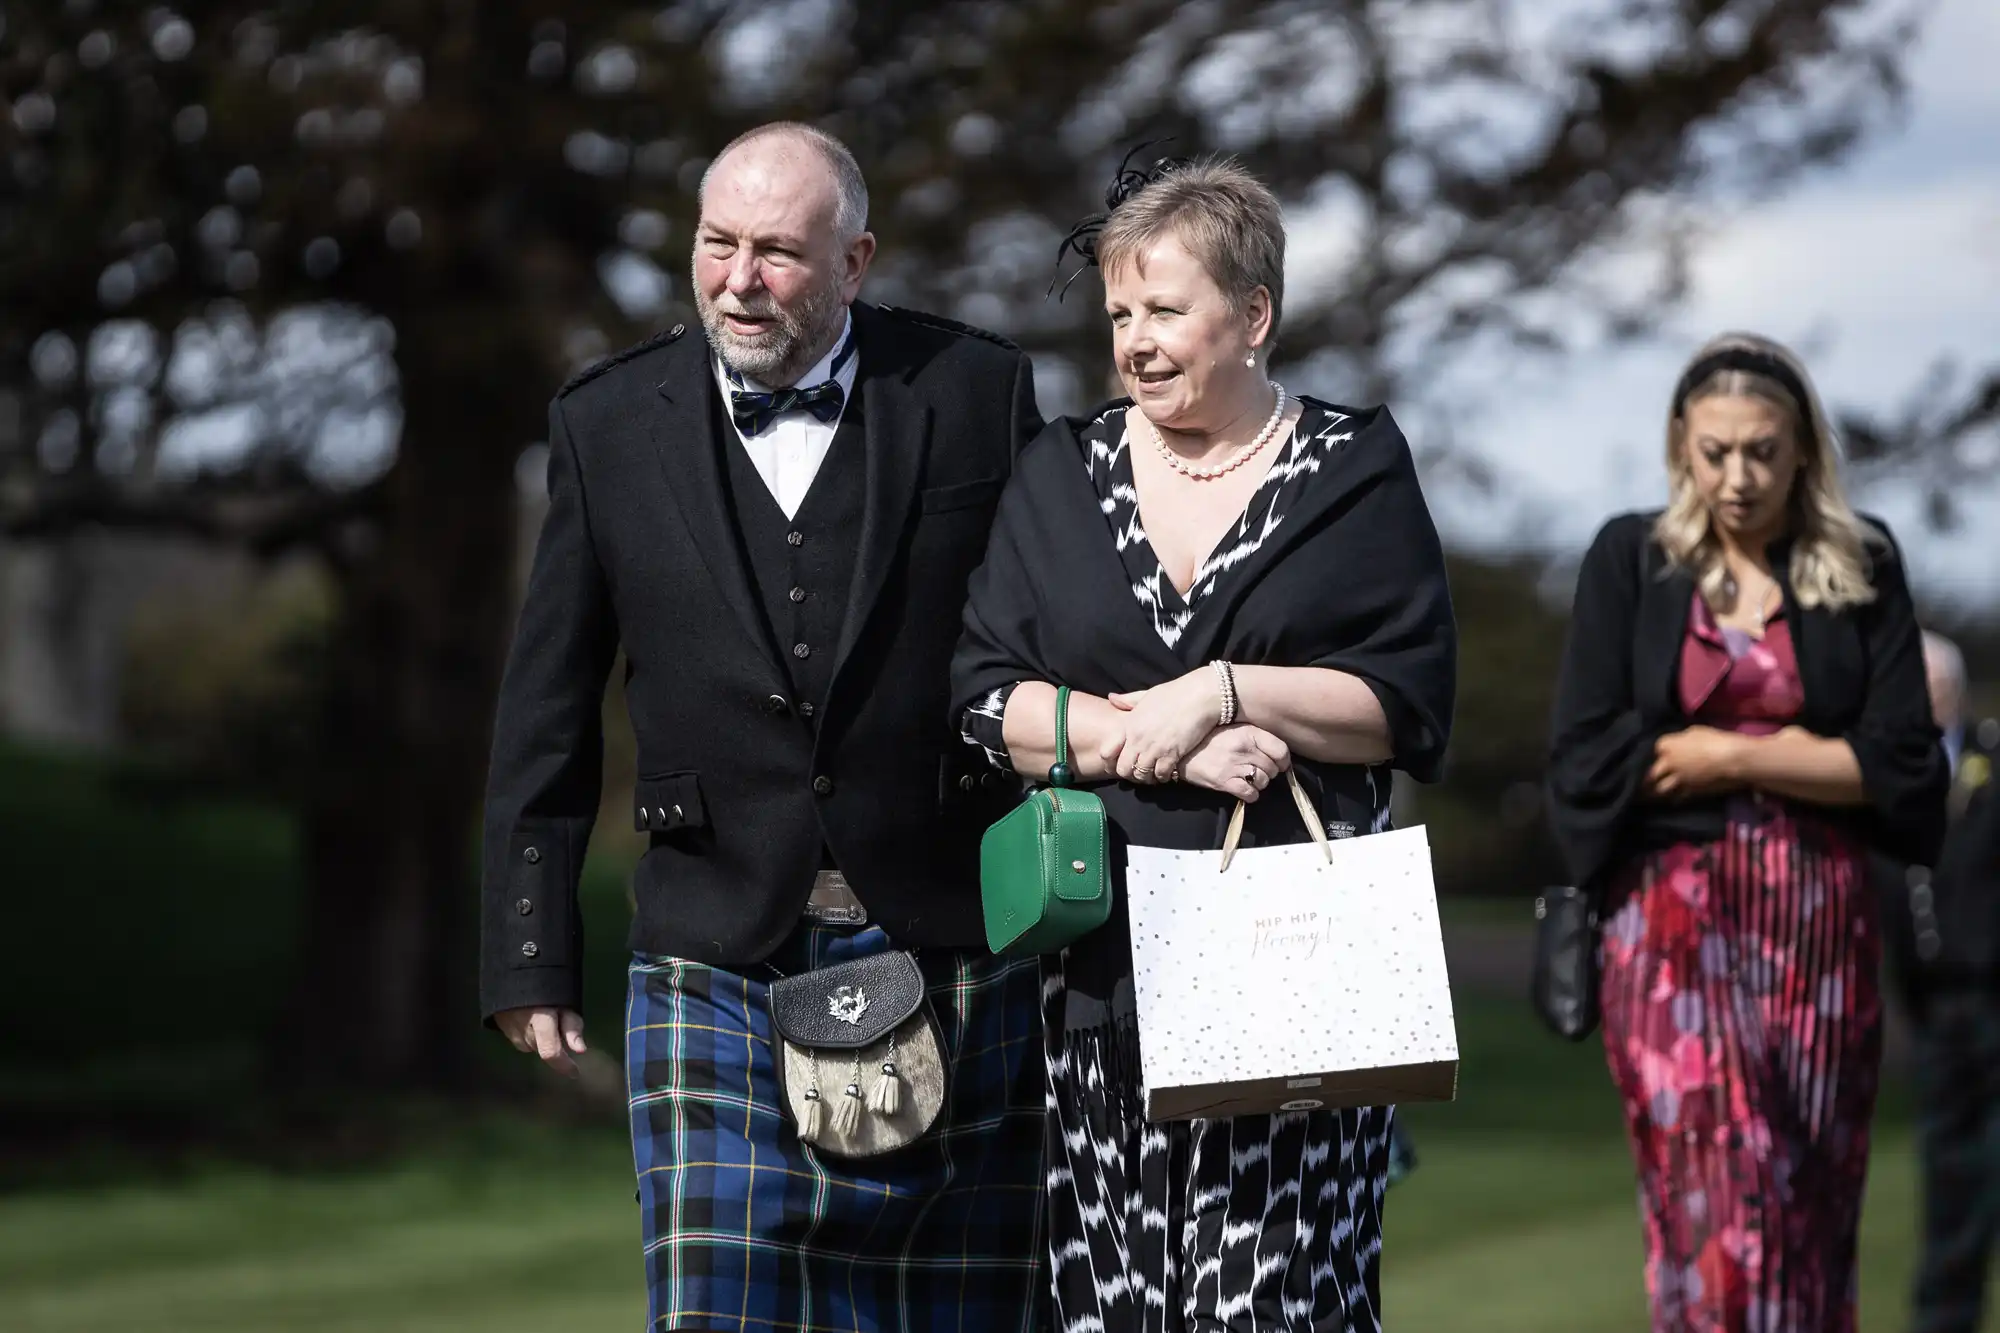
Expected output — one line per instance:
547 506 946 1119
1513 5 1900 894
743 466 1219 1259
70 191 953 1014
1546 333 1950 1331
950 156 1457 1333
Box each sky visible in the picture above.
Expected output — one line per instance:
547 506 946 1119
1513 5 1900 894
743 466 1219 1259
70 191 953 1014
1402 0 2000 609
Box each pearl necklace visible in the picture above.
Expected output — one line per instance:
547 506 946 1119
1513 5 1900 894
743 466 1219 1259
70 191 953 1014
1142 383 1288 481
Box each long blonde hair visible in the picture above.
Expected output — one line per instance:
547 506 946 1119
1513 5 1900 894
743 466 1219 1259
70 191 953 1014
1654 332 1881 612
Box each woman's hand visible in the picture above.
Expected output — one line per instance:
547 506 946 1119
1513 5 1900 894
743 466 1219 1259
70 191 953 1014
1180 725 1292 802
1644 726 1749 801
1103 669 1224 783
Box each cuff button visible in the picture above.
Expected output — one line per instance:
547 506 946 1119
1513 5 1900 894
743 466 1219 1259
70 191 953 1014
520 941 540 959
523 846 542 864
515 898 533 916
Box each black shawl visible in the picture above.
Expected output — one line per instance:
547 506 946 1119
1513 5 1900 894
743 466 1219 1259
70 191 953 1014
1545 510 1948 892
950 398 1458 856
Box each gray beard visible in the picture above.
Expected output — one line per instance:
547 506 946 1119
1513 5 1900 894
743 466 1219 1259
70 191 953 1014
694 276 847 387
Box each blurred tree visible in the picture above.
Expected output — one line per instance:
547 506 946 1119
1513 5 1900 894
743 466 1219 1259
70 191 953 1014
0 0 1922 1091
119 558 332 788
1841 363 2000 531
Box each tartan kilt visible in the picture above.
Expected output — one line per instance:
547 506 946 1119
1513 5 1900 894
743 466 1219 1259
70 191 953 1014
626 922 1047 1332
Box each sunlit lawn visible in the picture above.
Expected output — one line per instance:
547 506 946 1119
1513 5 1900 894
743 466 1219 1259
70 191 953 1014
2 742 1989 1331
5 1000 1987 1333
1389 1114 1953 1332
0 1131 645 1333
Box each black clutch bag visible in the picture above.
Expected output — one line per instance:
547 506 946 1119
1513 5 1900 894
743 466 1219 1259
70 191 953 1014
1530 884 1600 1042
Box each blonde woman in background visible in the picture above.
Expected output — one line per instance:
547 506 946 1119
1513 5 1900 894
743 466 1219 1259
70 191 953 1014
1546 334 1948 1330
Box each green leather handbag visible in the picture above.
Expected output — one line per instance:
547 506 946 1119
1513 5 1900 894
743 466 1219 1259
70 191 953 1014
979 686 1112 956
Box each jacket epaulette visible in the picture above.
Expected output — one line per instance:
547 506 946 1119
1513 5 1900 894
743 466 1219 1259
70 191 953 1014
556 322 689 399
872 304 1021 354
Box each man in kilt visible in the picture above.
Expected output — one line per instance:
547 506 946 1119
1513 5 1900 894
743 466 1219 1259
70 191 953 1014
480 122 1047 1331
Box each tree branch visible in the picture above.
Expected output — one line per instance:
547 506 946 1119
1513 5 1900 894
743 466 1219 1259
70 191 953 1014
1841 363 2000 529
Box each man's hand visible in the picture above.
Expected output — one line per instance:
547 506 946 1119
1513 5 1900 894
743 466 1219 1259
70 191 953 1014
495 1006 587 1078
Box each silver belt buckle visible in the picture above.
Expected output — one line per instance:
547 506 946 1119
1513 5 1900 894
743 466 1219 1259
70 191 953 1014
802 869 867 925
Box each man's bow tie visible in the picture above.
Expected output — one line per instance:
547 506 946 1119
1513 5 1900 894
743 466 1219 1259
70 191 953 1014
725 323 859 437
729 380 845 437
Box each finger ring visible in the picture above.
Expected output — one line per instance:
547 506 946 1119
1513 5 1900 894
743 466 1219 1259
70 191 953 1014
1134 766 1155 780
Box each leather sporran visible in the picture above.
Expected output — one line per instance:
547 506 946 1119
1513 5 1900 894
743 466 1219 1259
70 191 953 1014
766 950 948 1158
1530 884 1601 1042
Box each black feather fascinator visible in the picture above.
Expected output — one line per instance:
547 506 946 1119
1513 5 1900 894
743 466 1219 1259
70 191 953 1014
1048 139 1192 300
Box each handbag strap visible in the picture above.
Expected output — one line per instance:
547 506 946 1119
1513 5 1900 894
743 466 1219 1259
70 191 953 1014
1048 686 1074 787
1219 769 1333 872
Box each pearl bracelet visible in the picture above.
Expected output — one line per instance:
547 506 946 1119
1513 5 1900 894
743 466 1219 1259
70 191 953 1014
1213 660 1238 728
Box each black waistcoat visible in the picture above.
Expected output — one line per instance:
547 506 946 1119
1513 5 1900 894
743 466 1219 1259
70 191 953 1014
719 391 866 728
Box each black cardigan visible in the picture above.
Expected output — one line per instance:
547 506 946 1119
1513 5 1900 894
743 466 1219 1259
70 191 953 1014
1544 510 1948 892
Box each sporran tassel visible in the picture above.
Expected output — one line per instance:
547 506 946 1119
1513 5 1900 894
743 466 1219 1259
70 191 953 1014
799 1087 824 1143
831 1081 864 1137
829 1051 864 1136
868 1030 903 1117
868 1059 902 1117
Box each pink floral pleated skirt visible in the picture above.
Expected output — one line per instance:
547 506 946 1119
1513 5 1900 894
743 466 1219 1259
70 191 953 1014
1600 800 1880 1332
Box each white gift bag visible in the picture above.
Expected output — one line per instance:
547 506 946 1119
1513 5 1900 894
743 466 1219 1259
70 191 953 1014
1126 772 1459 1121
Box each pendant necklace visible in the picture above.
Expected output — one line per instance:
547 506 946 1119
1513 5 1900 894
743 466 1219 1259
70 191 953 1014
1723 571 1776 634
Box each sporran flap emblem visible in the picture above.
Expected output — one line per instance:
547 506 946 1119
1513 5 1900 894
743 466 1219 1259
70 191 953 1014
827 984 869 1025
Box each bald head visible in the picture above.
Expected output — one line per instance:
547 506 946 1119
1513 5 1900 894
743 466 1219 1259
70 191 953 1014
1923 629 1966 730
701 123 869 243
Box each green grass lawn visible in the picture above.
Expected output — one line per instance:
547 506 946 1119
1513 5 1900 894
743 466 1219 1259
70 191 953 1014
3 1000 1986 1332
0 1131 645 1333
2 740 1991 1330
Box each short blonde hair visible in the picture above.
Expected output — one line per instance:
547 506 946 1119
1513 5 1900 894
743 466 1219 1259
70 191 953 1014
1095 156 1286 346
1655 331 1882 612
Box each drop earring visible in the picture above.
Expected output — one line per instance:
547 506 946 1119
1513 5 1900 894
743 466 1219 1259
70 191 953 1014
1245 353 1257 368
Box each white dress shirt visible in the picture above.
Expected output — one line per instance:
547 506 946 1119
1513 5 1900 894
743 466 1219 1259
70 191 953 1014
714 312 857 521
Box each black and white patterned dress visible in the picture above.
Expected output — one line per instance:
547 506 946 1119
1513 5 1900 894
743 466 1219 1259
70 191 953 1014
961 401 1400 1333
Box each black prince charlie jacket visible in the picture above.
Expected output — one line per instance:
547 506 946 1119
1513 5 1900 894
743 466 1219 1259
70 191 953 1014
479 302 1041 1021
1546 510 1948 894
